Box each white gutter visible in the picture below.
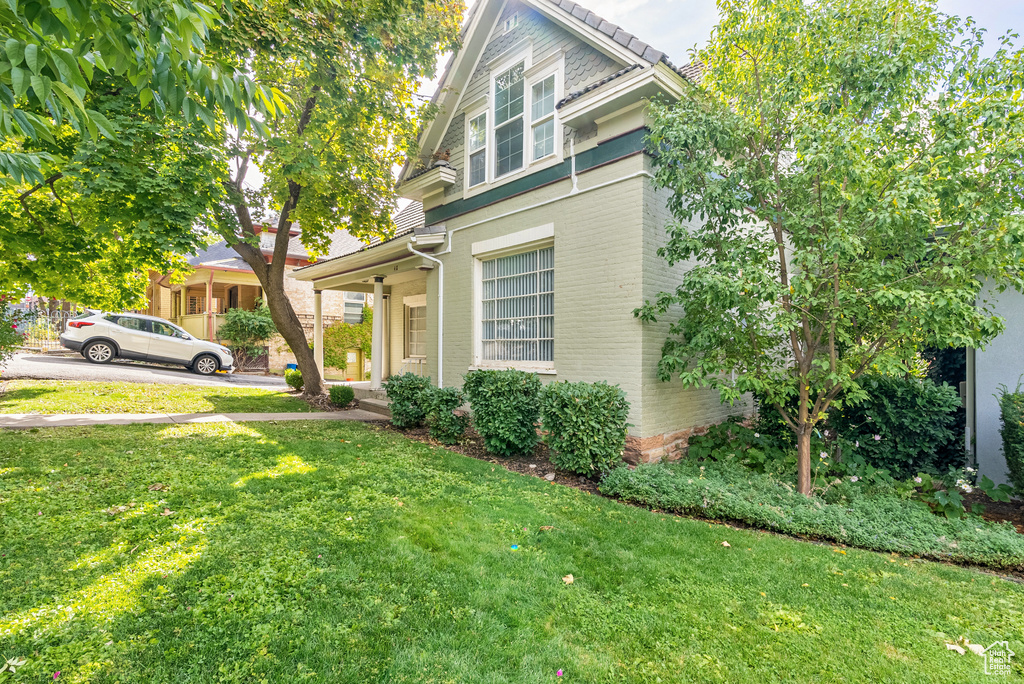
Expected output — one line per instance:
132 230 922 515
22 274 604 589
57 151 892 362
407 164 654 387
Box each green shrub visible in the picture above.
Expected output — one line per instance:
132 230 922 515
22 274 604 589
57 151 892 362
285 369 303 390
539 381 630 475
422 386 470 444
217 304 276 358
600 461 1024 569
463 369 541 457
329 385 355 408
998 385 1024 494
828 374 963 478
687 416 796 475
384 373 432 428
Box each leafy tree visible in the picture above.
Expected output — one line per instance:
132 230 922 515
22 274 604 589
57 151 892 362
638 0 1024 494
0 79 228 310
213 0 462 397
322 306 372 371
0 0 286 184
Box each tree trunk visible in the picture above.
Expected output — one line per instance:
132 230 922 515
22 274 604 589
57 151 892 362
226 199 326 399
796 428 812 495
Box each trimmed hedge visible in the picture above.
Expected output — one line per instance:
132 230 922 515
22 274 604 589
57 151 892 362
999 386 1024 495
600 461 1024 569
539 380 630 475
384 373 432 428
463 369 541 457
329 385 355 408
284 369 303 391
423 386 470 444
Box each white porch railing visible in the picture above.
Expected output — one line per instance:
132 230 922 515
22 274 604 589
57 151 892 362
400 357 427 377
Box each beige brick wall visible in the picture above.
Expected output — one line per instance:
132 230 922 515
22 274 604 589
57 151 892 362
639 157 751 445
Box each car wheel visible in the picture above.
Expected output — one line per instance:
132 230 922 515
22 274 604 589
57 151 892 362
84 341 115 364
192 354 219 376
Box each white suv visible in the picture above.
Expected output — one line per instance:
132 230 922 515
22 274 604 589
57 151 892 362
60 312 233 375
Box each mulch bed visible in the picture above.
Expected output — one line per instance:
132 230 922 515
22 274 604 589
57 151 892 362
372 422 603 495
964 490 1024 533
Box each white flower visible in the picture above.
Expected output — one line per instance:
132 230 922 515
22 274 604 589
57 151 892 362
965 467 976 474
850 476 859 483
962 485 974 494
873 435 882 441
820 451 828 460
854 440 859 448
754 433 760 438
914 477 922 484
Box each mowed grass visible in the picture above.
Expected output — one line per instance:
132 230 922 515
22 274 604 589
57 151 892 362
0 380 315 414
1 421 1022 683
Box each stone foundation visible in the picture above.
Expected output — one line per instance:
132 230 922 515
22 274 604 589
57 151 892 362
624 425 713 464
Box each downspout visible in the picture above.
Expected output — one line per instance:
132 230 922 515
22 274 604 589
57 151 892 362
406 242 444 387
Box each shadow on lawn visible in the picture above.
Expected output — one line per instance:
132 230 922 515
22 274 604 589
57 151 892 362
0 386 56 410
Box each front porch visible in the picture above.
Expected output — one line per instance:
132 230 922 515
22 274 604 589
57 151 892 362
169 271 263 342
293 228 441 389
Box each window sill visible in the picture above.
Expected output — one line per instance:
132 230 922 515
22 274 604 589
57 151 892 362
468 365 556 375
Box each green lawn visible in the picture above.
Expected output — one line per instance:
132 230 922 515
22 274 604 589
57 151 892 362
1 421 1021 682
0 380 315 414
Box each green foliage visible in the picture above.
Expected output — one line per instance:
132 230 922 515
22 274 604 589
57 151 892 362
999 385 1024 495
463 370 541 458
639 0 1024 492
384 373 432 429
323 307 372 371
0 301 29 367
687 416 796 475
0 0 286 185
217 304 277 358
601 461 1024 569
538 381 630 475
285 369 303 391
828 375 964 479
422 385 469 444
329 385 355 408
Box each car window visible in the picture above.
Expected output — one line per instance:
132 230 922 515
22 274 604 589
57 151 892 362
152 322 185 338
104 315 146 331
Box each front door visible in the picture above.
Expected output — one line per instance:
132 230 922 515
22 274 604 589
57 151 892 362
148 320 196 364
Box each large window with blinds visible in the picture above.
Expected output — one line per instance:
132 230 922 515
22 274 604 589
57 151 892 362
480 246 553 364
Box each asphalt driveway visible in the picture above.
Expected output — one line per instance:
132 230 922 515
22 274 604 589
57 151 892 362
3 352 288 388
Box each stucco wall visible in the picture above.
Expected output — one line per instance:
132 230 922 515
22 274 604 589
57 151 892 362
973 280 1024 486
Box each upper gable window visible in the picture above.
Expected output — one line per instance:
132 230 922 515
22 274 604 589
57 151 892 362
531 75 556 160
494 62 525 178
503 13 519 33
468 113 488 187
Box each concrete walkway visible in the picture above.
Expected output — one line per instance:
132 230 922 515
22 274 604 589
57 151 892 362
0 410 381 429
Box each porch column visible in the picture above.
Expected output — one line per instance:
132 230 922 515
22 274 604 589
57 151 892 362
313 289 324 379
205 273 214 341
370 276 385 389
178 288 186 323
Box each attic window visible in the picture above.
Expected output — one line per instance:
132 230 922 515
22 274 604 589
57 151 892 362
504 13 519 33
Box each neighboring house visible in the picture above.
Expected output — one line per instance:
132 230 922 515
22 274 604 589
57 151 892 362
292 0 737 461
966 283 1024 487
146 226 370 373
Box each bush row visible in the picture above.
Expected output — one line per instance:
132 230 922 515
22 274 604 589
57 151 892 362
600 460 1024 569
385 370 631 474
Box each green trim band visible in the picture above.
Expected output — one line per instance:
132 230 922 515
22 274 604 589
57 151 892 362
423 128 648 224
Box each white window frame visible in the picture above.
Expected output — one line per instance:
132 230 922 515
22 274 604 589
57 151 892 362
463 49 563 195
342 291 366 324
503 12 519 34
405 296 427 359
471 226 555 373
466 108 488 188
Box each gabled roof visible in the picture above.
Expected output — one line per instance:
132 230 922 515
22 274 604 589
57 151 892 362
293 202 427 273
188 229 367 273
400 0 698 185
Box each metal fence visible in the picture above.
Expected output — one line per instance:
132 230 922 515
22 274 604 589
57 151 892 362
17 309 79 351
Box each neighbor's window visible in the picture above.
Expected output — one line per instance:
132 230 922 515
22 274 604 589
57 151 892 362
406 305 427 358
468 113 487 187
343 291 365 324
481 246 553 363
531 75 555 160
494 62 525 177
